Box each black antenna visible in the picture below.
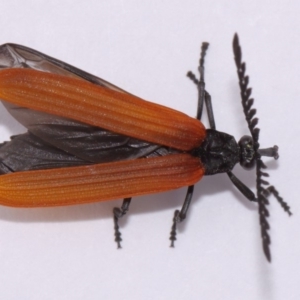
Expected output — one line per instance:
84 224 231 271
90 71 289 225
233 34 291 262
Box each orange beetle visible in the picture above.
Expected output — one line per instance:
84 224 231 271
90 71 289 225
0 35 290 261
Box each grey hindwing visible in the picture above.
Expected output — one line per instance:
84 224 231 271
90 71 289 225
0 44 176 174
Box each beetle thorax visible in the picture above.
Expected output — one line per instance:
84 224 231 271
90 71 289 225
192 129 240 175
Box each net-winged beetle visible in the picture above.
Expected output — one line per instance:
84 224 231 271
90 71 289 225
0 34 291 261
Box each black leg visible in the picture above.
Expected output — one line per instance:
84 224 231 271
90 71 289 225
187 42 216 129
196 42 209 121
113 197 132 248
169 41 213 247
170 185 194 247
227 171 292 213
227 171 257 201
204 92 216 130
187 42 209 121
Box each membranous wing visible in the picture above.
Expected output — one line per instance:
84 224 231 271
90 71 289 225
0 43 127 92
0 44 175 174
0 133 89 174
2 102 162 163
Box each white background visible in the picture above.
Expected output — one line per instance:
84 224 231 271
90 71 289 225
0 1 299 299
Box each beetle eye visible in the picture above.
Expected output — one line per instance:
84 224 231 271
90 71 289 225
238 135 256 169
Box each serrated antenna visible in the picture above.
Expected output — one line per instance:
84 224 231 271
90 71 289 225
233 34 291 262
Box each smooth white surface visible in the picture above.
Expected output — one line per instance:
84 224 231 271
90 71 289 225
0 1 299 299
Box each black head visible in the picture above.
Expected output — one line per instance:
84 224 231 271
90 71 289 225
238 135 255 169
238 133 279 169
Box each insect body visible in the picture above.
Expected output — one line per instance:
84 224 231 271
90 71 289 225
0 35 291 261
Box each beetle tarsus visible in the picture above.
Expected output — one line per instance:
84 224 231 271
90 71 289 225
199 42 209 81
186 71 199 85
195 42 210 121
113 197 132 248
169 185 194 246
186 42 209 86
113 214 122 248
187 42 209 120
170 210 180 247
187 42 216 127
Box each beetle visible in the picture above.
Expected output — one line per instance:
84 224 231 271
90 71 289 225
0 34 291 261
